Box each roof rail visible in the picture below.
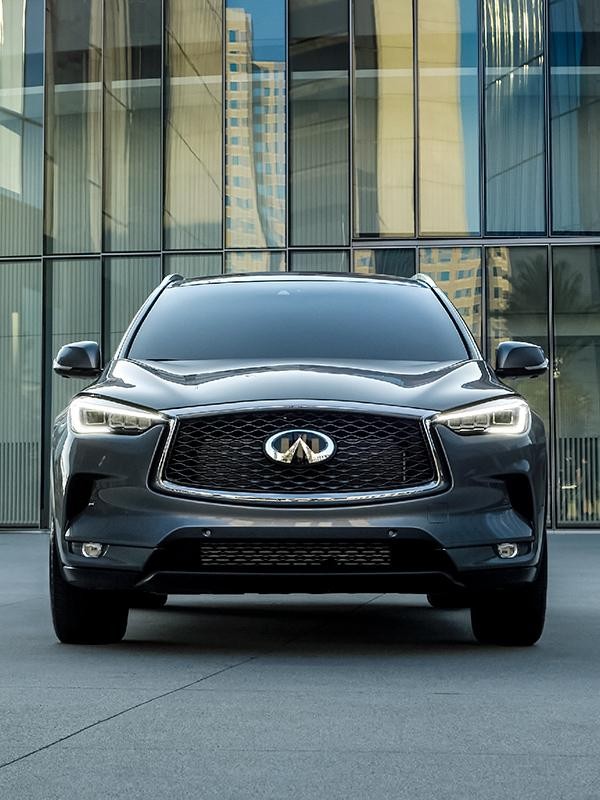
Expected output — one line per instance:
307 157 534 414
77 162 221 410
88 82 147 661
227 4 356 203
411 272 438 289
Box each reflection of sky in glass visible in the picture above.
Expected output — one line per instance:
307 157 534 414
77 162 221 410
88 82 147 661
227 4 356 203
228 0 285 61
550 0 583 68
24 0 45 87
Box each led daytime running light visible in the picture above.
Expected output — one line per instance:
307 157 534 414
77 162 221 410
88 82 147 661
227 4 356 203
70 397 164 434
436 399 530 435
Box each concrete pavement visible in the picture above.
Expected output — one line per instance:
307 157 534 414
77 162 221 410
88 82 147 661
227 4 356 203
0 532 599 799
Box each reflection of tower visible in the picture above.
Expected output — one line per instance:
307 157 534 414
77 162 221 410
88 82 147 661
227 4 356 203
486 246 513 349
421 247 483 339
252 60 285 245
225 8 285 248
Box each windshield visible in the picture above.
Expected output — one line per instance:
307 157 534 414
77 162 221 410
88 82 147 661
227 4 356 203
127 280 470 363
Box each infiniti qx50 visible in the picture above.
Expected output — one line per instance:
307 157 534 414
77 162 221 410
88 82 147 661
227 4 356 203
50 273 548 646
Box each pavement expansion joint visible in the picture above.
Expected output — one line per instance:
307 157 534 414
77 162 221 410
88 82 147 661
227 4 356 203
0 593 383 772
0 656 258 772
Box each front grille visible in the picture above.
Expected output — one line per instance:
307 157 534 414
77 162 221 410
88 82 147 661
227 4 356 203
163 410 435 497
145 538 453 575
200 542 391 569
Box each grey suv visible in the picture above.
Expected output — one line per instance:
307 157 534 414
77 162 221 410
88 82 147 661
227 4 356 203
50 273 548 646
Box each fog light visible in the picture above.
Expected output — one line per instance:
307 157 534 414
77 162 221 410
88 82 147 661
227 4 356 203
497 542 519 559
81 542 104 559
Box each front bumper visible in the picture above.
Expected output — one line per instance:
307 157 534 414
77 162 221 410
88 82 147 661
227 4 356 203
60 517 542 595
60 520 541 595
62 562 540 595
52 404 547 595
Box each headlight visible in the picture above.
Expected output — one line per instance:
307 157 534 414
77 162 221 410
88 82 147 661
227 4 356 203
435 398 530 435
69 397 166 434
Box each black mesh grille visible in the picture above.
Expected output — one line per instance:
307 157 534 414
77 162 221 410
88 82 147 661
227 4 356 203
200 542 391 569
146 538 453 575
163 410 435 496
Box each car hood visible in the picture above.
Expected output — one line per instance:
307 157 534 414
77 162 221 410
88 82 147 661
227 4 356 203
85 358 512 414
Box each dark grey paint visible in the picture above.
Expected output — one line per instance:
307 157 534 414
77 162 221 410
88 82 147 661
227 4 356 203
87 358 511 414
51 274 548 596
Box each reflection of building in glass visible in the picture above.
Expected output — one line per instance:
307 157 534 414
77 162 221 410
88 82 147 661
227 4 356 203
353 0 414 236
485 245 550 440
226 8 285 248
485 0 544 233
164 0 222 249
289 0 349 246
551 0 600 233
420 247 482 341
486 247 513 348
0 0 43 256
226 250 285 273
553 247 600 521
419 0 476 236
486 247 552 359
353 249 414 277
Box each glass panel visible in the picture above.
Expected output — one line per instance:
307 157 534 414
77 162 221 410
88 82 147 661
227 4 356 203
103 0 162 251
104 256 161 355
289 0 350 245
550 1 600 233
45 0 102 254
485 0 545 234
418 0 480 236
290 251 349 272
225 0 286 248
225 251 286 273
0 262 42 525
353 249 415 277
0 0 43 256
353 0 414 237
554 246 600 525
419 247 482 345
165 0 222 249
486 247 549 427
164 253 223 279
49 260 102 422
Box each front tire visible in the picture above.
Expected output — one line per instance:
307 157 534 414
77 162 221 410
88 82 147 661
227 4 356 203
470 535 547 646
50 535 129 644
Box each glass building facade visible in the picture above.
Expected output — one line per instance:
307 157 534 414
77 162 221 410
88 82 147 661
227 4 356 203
1 0 599 529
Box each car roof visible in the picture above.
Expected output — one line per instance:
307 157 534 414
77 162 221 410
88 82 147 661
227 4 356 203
174 272 431 290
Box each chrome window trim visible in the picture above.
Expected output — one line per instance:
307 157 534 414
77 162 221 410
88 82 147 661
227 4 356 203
153 400 447 506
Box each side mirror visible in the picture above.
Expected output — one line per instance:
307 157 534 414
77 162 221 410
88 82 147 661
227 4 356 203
53 341 103 379
495 341 548 379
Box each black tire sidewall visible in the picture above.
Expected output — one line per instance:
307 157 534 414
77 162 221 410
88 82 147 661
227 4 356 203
49 531 129 644
470 532 548 646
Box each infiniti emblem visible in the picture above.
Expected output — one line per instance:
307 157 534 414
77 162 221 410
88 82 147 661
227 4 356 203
265 429 336 465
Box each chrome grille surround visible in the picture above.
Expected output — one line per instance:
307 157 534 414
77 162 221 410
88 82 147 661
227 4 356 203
154 400 445 506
